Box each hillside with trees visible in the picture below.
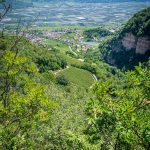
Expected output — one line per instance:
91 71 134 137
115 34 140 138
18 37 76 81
104 7 150 69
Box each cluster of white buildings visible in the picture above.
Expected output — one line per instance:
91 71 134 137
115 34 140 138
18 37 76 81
23 29 98 53
24 33 45 44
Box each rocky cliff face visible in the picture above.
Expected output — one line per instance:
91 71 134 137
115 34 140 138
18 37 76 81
121 32 150 54
106 32 150 69
136 37 150 54
105 7 150 69
122 33 137 50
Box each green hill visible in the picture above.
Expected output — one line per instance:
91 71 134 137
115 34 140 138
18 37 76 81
105 7 150 69
122 7 150 37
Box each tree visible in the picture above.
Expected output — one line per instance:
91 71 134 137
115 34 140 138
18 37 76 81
56 75 70 86
0 49 56 149
0 2 56 148
0 0 11 22
86 62 150 149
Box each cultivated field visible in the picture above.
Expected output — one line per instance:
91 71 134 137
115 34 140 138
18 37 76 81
57 66 95 88
2 2 150 27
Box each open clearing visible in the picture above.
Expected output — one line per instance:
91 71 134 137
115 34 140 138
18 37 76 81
57 66 95 88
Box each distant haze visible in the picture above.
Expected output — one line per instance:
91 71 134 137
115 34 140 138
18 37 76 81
2 1 150 27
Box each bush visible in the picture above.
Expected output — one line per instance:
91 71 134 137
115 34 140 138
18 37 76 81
0 38 7 50
56 76 70 86
60 59 67 69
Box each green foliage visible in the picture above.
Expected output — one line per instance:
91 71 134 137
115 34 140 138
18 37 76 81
84 49 100 61
41 71 55 83
86 62 150 149
123 7 150 36
36 54 67 72
0 35 94 148
0 38 7 50
56 75 70 86
66 51 78 59
1 36 67 72
0 49 56 149
83 27 113 40
0 29 118 149
81 64 97 74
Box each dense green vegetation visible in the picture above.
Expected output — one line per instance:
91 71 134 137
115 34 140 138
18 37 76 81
122 7 150 36
83 27 113 41
86 62 150 149
0 33 121 149
0 42 56 149
0 34 88 149
0 36 68 72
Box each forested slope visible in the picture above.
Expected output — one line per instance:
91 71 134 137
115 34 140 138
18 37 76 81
105 7 150 69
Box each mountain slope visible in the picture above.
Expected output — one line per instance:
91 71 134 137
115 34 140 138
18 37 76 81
106 7 150 69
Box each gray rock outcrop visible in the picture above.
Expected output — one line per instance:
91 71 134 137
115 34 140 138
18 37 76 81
121 32 150 54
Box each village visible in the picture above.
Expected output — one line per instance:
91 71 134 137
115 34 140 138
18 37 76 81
25 28 99 53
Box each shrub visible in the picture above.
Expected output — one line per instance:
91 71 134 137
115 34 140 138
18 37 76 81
56 76 70 86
